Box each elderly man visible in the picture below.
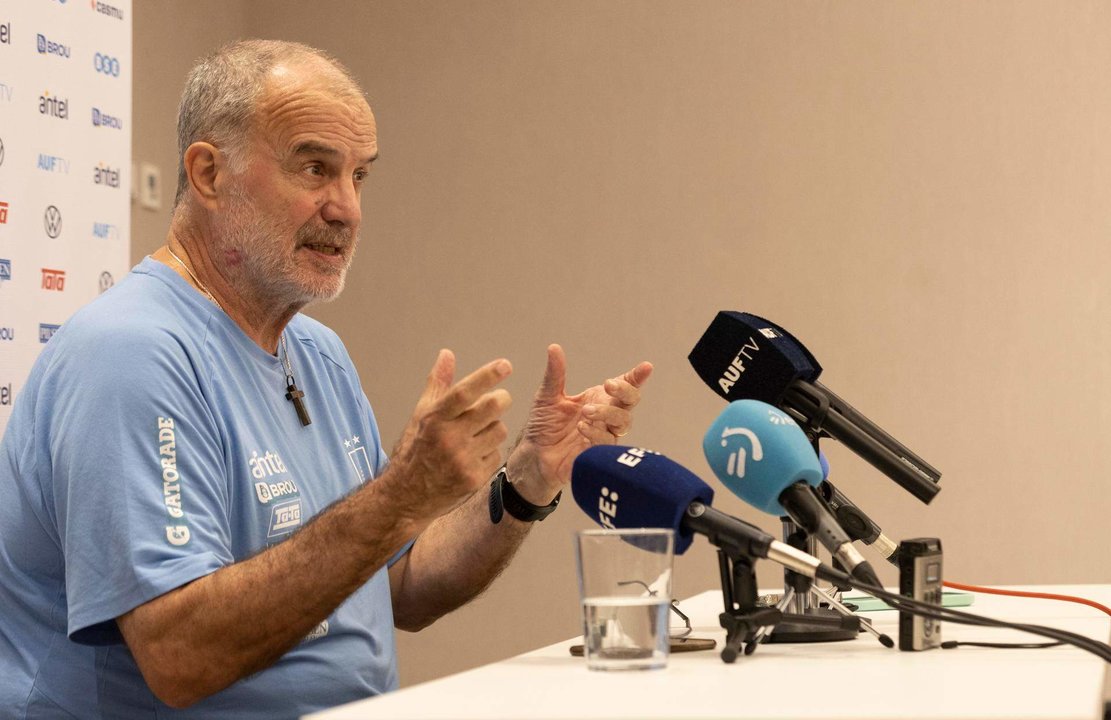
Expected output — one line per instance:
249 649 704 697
0 40 651 718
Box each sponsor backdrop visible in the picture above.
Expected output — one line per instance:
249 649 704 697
0 0 131 434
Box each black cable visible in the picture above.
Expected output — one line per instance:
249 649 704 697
851 580 1111 664
942 640 1065 650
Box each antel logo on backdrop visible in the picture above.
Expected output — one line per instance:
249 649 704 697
38 153 70 174
93 52 120 77
92 106 123 130
1 381 14 407
1 21 10 46
39 90 68 119
44 205 62 239
92 1 125 20
36 33 70 59
93 162 120 188
41 268 65 291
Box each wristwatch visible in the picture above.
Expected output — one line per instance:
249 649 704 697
488 464 561 524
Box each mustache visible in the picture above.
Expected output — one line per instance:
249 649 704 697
296 222 354 249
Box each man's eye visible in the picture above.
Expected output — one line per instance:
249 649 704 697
354 169 368 182
306 164 325 176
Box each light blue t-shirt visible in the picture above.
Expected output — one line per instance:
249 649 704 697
0 258 404 719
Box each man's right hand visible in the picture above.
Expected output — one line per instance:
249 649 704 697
387 349 513 525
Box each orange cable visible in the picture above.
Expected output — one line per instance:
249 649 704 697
943 581 1111 617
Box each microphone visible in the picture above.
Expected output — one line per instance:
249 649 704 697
688 311 941 504
570 445 846 583
818 451 900 564
702 399 883 588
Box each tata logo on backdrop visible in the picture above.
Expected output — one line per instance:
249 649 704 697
39 323 61 343
92 221 119 240
93 52 120 77
93 162 120 188
91 107 123 130
91 1 125 20
43 205 62 238
0 201 8 225
36 33 70 59
37 153 70 174
38 91 68 119
41 268 65 291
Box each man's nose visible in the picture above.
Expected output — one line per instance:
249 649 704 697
320 179 361 229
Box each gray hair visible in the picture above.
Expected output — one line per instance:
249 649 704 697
173 39 362 208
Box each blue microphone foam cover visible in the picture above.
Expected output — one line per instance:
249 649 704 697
571 445 714 554
702 400 823 516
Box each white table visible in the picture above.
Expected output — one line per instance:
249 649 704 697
308 584 1111 720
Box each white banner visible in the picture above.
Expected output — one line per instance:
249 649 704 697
0 0 131 434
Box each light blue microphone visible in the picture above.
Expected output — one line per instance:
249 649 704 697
703 400 881 587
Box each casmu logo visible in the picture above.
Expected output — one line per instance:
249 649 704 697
92 1 125 20
93 162 120 187
718 427 763 479
718 337 760 394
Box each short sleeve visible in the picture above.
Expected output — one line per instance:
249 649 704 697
40 321 235 644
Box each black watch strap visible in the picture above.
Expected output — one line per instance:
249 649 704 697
488 465 561 524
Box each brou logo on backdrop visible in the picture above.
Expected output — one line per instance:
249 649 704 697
36 34 70 58
92 107 122 130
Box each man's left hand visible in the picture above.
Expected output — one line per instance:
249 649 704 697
506 344 653 505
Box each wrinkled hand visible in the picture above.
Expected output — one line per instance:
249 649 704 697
508 344 653 502
390 349 513 523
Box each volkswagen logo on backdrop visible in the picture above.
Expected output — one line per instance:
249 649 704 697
0 136 5 166
98 271 114 293
44 205 62 238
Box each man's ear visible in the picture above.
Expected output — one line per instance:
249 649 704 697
182 142 233 210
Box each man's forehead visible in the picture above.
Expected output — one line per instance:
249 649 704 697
254 65 377 161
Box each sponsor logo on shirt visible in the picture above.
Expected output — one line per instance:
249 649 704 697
158 416 190 546
303 620 329 643
267 499 302 538
251 449 300 505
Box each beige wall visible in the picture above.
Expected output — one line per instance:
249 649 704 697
133 1 1111 689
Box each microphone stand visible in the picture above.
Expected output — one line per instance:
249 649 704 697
714 543 863 662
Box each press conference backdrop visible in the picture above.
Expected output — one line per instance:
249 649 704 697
0 0 131 435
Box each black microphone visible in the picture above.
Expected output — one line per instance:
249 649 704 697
570 445 847 584
817 452 900 563
688 311 941 504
